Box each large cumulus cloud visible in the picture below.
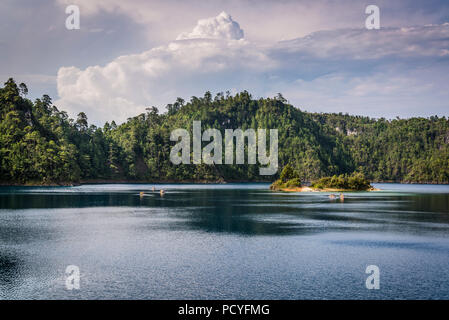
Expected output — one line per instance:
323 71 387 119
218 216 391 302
177 12 244 40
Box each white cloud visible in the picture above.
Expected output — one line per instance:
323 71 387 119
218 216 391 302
55 13 274 123
55 12 449 124
176 11 244 40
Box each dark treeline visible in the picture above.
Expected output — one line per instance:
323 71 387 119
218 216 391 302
1 78 448 184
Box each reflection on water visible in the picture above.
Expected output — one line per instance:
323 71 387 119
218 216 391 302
0 183 448 299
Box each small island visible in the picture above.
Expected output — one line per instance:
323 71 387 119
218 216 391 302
270 165 376 192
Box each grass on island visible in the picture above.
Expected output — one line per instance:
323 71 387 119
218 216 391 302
270 165 374 192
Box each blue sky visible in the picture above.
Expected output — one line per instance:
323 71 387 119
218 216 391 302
1 0 449 124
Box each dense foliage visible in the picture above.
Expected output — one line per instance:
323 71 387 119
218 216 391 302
270 164 302 190
311 113 449 183
311 172 372 191
1 78 448 184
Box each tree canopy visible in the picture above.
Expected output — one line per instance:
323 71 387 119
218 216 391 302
1 78 448 184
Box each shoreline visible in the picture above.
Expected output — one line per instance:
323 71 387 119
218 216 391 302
0 179 271 187
0 180 447 187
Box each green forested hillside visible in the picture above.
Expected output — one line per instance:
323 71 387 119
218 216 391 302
311 113 449 183
1 78 448 184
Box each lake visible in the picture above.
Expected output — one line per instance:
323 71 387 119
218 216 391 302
0 183 448 299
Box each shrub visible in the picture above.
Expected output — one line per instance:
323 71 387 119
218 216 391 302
279 164 299 182
270 179 283 190
270 165 302 190
284 178 302 188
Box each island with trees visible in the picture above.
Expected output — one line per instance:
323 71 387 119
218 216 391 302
270 165 375 192
310 172 374 191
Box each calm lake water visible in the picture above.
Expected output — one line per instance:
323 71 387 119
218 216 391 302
1 183 449 299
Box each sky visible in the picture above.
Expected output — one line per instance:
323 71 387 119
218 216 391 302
1 0 449 124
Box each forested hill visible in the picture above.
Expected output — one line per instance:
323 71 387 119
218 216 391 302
1 78 448 184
